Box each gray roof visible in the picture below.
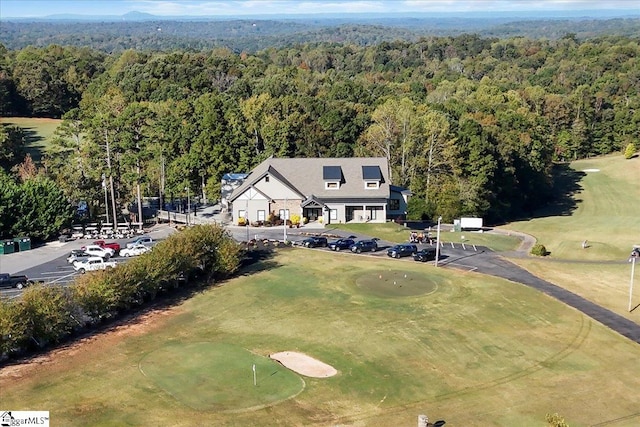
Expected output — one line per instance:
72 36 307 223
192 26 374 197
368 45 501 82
229 157 391 202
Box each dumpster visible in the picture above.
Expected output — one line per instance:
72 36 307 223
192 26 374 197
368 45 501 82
14 236 31 251
0 239 15 255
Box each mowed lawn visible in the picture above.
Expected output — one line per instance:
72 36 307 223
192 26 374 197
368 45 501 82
501 154 640 261
0 117 61 162
2 249 639 426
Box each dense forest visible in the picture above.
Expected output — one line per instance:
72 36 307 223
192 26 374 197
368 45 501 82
1 31 639 227
2 16 640 52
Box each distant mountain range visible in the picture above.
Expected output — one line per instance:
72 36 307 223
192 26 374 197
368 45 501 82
4 9 639 22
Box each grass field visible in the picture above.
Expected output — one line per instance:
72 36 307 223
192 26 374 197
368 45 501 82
2 249 639 426
1 143 639 425
0 117 61 163
501 154 640 260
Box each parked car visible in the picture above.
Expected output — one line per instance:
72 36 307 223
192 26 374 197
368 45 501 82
301 236 328 248
73 256 117 274
81 244 115 259
120 244 151 257
66 249 92 264
328 238 355 251
387 244 418 258
413 247 438 262
631 248 640 258
0 273 29 289
93 240 121 253
350 239 378 253
126 235 154 249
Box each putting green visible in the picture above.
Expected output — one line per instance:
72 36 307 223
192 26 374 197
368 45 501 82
139 342 304 412
354 270 438 298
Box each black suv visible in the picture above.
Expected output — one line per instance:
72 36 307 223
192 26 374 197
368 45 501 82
387 244 418 258
328 238 355 251
350 240 378 253
413 247 437 262
302 236 328 248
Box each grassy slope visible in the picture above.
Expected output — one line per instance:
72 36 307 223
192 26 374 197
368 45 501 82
502 155 640 260
0 117 61 162
2 250 639 426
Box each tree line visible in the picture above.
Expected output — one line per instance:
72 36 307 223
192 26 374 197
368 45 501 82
1 33 639 224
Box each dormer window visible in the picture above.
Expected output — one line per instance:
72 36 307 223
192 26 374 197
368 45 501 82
325 181 339 190
323 166 342 190
362 166 381 189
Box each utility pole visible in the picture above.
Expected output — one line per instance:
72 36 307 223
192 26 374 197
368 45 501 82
136 149 143 231
105 130 118 230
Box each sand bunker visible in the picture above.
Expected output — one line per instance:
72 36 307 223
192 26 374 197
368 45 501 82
582 168 600 172
270 351 337 378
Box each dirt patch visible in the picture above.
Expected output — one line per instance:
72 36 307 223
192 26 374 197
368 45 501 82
0 305 179 384
269 351 337 378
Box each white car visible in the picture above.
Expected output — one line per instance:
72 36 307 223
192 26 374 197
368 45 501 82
126 236 153 249
82 244 115 259
73 256 117 274
120 244 151 257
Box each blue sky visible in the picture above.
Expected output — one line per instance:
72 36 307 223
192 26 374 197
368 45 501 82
1 0 638 17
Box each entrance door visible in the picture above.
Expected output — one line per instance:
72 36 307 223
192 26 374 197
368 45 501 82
303 208 321 221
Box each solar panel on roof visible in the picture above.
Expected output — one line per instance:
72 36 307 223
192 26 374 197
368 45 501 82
323 166 342 180
362 166 381 180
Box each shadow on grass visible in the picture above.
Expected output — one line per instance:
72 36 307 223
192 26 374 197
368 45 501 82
1 123 47 163
498 163 585 224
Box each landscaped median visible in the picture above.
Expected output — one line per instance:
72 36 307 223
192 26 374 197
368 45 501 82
0 224 243 360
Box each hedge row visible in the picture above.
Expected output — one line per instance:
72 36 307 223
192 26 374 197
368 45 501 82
0 224 243 360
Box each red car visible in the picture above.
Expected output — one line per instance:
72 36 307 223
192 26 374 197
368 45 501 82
93 240 121 253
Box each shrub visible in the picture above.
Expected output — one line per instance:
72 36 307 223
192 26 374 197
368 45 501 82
624 143 636 159
238 217 246 226
0 224 243 360
530 244 548 256
290 214 301 225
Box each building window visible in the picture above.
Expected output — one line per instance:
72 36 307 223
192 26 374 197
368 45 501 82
364 181 379 189
325 181 339 189
257 210 265 221
279 209 289 220
330 209 338 220
388 199 400 211
239 209 246 219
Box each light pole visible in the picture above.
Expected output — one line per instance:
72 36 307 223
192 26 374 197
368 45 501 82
283 197 288 242
435 216 442 267
185 186 190 226
245 196 249 242
629 255 636 312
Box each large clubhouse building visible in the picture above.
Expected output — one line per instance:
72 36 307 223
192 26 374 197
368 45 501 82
227 157 410 226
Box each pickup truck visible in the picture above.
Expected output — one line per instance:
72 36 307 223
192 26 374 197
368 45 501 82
73 257 117 274
0 273 30 289
93 240 121 253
